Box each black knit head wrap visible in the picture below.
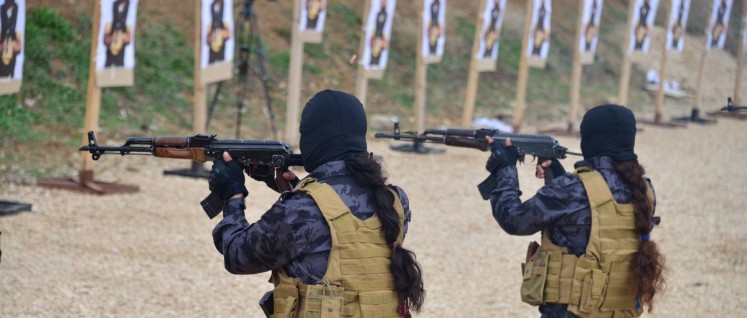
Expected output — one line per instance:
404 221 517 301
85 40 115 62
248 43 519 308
299 90 368 172
580 104 638 161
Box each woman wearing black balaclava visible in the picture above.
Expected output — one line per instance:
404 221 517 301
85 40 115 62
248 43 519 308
209 89 425 317
482 104 666 317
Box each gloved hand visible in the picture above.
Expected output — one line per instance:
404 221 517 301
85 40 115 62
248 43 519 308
536 158 566 180
247 165 299 193
208 153 248 201
485 138 519 173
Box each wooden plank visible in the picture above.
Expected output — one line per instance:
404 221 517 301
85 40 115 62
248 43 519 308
461 0 488 128
511 0 534 133
193 0 206 135
618 0 636 106
355 0 372 106
654 0 671 123
80 0 103 175
692 49 707 108
285 0 304 147
414 0 427 133
734 3 747 105
567 0 585 132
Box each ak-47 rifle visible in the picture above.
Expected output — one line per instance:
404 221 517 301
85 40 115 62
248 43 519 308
374 122 582 199
79 131 303 219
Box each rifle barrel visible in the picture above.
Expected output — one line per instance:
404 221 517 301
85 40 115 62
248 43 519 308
373 132 445 143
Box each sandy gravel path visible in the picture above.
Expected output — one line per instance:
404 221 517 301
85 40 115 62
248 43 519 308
2 114 747 317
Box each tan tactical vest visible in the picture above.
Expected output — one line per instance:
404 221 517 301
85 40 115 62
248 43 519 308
520 167 654 318
270 178 405 318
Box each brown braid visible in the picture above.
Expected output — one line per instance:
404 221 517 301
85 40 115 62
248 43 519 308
345 154 425 313
613 160 666 312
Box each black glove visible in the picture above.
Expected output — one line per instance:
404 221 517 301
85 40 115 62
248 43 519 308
547 158 566 178
248 165 300 193
209 159 248 201
486 141 519 173
537 157 566 183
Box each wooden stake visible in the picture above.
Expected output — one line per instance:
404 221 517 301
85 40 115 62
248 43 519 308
461 0 488 128
42 0 137 194
414 0 427 133
511 0 534 133
567 0 585 132
355 0 372 105
460 0 488 128
734 3 747 105
693 48 707 108
618 0 636 107
285 0 304 147
193 0 206 135
79 0 102 181
654 0 671 123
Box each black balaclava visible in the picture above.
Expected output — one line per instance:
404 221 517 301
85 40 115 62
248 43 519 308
579 104 638 161
299 89 368 172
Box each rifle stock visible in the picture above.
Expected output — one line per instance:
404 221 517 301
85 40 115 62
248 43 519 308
80 131 303 219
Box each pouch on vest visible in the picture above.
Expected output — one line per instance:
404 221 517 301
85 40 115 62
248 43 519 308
578 268 608 313
272 286 298 318
299 284 344 318
521 252 549 305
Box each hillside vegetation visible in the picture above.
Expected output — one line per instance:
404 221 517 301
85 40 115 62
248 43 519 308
0 0 743 180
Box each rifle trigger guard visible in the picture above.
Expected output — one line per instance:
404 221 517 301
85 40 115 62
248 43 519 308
271 155 285 168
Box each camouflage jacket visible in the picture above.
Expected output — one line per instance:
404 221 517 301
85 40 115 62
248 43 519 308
212 160 411 285
489 155 656 318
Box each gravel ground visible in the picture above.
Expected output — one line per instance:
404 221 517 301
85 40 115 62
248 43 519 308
2 28 747 318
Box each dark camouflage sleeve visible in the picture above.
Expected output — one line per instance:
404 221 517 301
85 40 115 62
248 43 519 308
489 166 586 236
392 185 411 235
646 177 657 214
212 193 330 275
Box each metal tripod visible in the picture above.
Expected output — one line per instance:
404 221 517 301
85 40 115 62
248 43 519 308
206 0 278 139
165 0 279 180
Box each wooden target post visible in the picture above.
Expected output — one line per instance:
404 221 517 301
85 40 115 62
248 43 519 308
675 48 716 123
416 0 446 136
356 0 397 106
541 0 587 137
639 0 686 128
675 0 731 124
511 0 536 133
735 4 747 107
462 0 508 128
389 0 444 154
164 0 212 178
460 0 488 128
565 0 585 135
412 0 429 151
38 0 139 194
284 0 304 148
285 0 325 148
414 0 428 135
735 6 746 107
708 3 747 119
617 0 636 107
354 0 373 105
415 0 444 130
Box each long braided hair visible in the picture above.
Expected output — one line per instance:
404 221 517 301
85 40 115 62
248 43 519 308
613 160 666 312
345 153 425 313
